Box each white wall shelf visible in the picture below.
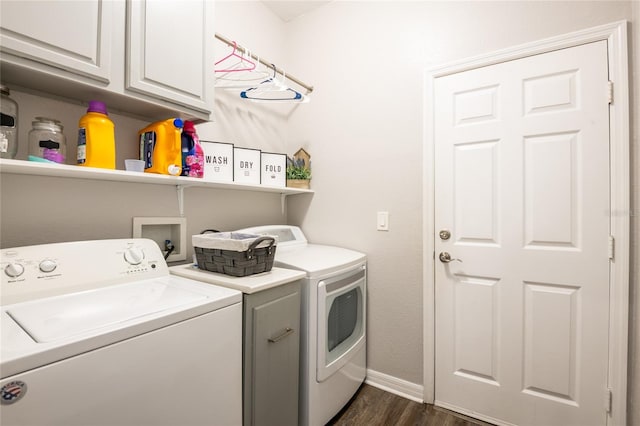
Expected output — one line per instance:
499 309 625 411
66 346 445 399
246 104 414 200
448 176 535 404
0 159 313 196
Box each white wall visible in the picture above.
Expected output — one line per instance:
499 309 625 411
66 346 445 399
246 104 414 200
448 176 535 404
277 0 638 419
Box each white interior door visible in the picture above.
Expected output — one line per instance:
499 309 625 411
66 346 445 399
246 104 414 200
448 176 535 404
434 41 610 426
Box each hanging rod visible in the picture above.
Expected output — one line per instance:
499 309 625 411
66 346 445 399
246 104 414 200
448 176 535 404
214 33 314 93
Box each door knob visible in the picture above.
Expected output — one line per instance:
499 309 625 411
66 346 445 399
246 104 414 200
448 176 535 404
439 252 462 263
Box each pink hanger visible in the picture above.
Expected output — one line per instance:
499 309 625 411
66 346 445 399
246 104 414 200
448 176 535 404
215 41 256 73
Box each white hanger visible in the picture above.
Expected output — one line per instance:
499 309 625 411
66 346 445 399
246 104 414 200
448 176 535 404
240 65 308 103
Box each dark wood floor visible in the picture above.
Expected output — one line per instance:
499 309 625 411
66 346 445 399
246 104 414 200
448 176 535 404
327 384 494 426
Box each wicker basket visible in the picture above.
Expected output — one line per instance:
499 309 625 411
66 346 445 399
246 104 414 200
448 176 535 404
193 232 277 277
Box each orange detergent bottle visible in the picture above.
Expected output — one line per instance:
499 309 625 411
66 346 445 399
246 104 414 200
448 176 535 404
139 118 183 175
77 101 116 169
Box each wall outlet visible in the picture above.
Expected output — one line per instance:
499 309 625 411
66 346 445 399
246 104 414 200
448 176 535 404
133 217 187 262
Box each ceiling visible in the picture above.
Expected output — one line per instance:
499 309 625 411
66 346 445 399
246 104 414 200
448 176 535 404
261 1 331 22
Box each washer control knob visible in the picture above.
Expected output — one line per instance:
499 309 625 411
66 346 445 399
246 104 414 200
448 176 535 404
5 263 25 278
124 248 144 265
39 259 57 273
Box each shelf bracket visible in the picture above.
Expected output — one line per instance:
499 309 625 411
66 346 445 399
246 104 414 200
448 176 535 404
281 193 286 215
176 185 186 217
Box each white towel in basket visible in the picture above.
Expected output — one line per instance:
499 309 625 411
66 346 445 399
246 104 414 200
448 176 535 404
192 232 277 252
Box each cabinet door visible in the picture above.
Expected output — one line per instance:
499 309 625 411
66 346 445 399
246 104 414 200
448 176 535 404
0 0 112 82
126 0 214 114
247 284 301 426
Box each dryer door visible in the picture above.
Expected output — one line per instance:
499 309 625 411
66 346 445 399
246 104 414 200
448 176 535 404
316 265 366 382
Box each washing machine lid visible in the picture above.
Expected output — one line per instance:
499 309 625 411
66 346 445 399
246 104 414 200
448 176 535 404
274 244 366 277
8 279 213 343
1 276 241 378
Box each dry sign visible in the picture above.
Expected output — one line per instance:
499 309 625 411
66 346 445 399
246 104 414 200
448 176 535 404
234 147 261 184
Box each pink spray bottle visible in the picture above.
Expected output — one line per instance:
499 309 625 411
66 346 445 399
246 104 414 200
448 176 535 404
181 120 205 178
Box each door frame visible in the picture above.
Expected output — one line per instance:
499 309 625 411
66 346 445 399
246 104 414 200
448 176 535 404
423 21 630 426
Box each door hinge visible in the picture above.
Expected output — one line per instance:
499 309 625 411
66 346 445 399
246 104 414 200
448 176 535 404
607 81 614 104
608 235 615 260
605 388 612 413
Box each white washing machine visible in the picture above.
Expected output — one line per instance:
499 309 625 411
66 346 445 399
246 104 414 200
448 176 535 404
236 225 366 426
0 239 243 426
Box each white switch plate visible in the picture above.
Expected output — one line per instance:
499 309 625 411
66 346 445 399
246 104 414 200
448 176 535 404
377 211 389 231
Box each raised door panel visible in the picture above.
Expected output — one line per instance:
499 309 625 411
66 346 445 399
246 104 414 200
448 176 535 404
452 275 500 385
126 0 213 114
523 282 579 404
524 132 579 249
0 0 112 82
453 140 500 245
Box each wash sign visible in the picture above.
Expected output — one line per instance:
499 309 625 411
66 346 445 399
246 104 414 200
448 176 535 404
201 141 233 182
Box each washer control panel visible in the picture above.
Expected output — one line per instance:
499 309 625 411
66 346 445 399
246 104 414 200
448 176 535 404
1 239 167 305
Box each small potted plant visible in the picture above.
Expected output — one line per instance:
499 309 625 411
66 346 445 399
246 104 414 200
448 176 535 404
286 155 311 189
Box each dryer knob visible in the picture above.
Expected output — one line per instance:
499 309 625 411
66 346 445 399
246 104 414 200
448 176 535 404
5 262 25 278
39 259 57 273
124 248 144 265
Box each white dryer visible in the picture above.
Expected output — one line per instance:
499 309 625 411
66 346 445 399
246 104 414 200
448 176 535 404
1 239 242 426
236 225 366 426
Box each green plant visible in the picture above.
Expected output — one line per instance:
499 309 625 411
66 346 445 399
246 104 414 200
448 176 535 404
286 165 311 179
286 156 311 179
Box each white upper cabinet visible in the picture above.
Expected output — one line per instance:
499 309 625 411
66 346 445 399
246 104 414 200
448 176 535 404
0 0 214 121
0 0 112 83
127 0 214 114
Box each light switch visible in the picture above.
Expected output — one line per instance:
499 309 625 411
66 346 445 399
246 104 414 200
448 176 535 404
377 211 389 231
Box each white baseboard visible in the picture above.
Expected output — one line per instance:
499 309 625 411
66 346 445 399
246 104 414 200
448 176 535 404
365 369 424 403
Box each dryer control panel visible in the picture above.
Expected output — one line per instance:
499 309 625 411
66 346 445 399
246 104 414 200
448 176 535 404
235 225 307 248
0 239 168 305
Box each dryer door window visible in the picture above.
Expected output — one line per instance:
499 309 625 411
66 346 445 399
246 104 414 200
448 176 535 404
328 288 358 353
327 288 362 352
317 265 366 382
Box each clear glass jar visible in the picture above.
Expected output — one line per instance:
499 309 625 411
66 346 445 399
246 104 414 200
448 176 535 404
0 84 19 159
28 117 66 163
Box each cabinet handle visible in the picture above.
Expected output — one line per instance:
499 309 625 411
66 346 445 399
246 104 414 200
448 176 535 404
268 327 294 343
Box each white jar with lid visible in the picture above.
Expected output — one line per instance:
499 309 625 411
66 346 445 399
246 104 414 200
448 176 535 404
28 117 66 163
0 84 19 159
